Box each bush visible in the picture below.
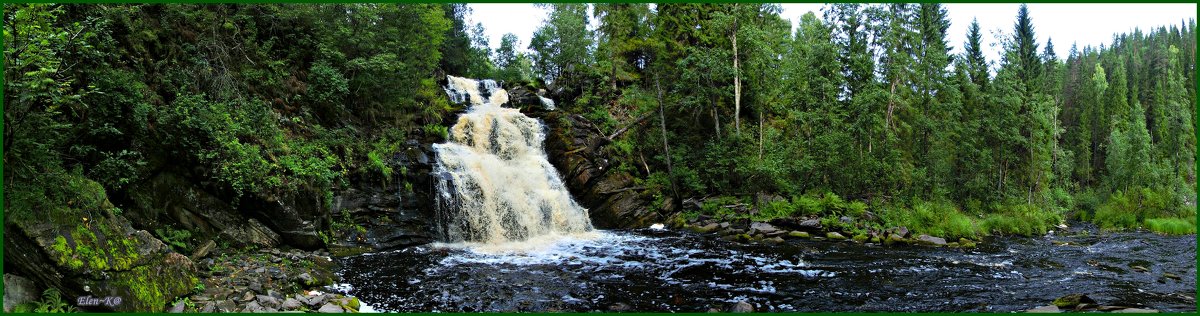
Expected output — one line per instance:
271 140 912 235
1144 217 1197 235
1093 187 1193 232
979 203 1061 236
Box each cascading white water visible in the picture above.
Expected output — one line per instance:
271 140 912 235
434 76 593 247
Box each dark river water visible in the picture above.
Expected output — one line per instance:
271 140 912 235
333 224 1196 312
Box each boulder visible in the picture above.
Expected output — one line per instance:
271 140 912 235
281 298 303 310
915 234 947 246
4 205 199 312
3 274 38 312
241 186 328 250
317 303 345 313
732 301 754 313
191 240 216 260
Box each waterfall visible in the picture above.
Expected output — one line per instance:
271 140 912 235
434 76 593 246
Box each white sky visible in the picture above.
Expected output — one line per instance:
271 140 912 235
469 3 1197 68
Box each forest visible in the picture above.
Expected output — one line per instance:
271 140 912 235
3 3 1197 313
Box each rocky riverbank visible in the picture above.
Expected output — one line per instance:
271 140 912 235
674 215 979 248
170 247 360 313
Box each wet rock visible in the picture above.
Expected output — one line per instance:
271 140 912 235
1163 272 1182 280
852 234 869 243
915 234 947 246
281 298 303 310
191 240 216 260
885 234 907 245
609 302 631 311
788 231 810 239
1131 265 1150 273
1052 294 1096 309
318 303 345 313
216 300 237 312
3 274 38 312
765 237 786 243
826 232 846 240
732 301 754 313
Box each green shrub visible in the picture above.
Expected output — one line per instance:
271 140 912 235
1144 217 1197 235
423 124 449 140
1094 187 1192 231
979 203 1061 236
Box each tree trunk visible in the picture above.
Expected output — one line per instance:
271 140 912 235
656 76 678 199
732 15 741 136
758 111 764 160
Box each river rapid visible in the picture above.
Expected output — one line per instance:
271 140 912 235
333 223 1196 312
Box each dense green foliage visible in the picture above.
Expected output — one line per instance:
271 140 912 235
529 4 1196 236
4 4 485 221
5 4 1195 240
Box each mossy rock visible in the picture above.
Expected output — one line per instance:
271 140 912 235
1053 294 1096 308
852 234 869 243
788 231 810 239
958 238 977 248
826 232 846 240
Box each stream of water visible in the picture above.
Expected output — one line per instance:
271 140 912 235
335 224 1195 312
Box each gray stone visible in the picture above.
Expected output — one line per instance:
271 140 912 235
257 295 282 309
201 302 216 313
268 290 284 300
169 301 187 313
750 222 781 235
281 298 303 310
3 274 38 313
217 300 238 312
191 240 216 260
297 272 315 285
798 219 822 229
1111 308 1159 313
916 234 947 246
243 301 264 313
318 303 345 313
732 301 754 313
1026 305 1061 313
249 282 263 293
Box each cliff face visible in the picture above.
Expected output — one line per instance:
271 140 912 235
531 110 665 229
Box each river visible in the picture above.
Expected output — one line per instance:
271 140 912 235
333 223 1195 312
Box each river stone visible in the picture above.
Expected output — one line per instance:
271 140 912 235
826 232 846 240
788 231 810 238
1053 294 1096 308
609 302 631 311
732 301 754 313
257 295 282 309
750 222 781 235
1111 308 1159 313
281 298 303 310
318 303 345 313
958 238 977 248
241 291 256 302
201 302 216 313
297 272 315 285
1026 305 1061 313
798 219 821 229
694 223 720 233
916 234 947 246
3 274 38 312
243 301 264 313
217 300 237 312
765 237 786 243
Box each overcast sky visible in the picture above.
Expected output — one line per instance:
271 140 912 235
467 3 1196 68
